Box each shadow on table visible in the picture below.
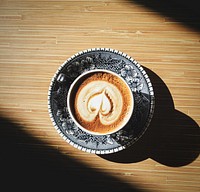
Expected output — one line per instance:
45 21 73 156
99 67 200 167
0 116 145 192
1 71 199 192
128 0 200 32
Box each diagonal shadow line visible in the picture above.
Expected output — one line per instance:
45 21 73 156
0 115 147 192
99 67 200 167
128 0 200 32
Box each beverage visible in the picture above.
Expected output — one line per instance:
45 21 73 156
67 69 134 135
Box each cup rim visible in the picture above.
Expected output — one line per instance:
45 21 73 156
67 69 134 135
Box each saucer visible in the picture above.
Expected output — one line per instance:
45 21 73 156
48 48 155 154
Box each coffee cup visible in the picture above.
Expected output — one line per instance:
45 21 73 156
67 69 134 135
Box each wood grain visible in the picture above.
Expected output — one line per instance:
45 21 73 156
0 0 199 192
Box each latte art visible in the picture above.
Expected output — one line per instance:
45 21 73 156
76 81 123 125
88 90 112 114
72 72 134 135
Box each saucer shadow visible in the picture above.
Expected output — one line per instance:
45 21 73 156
99 67 200 167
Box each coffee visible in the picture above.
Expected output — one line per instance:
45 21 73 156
68 70 134 135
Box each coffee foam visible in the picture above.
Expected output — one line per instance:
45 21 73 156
74 72 133 134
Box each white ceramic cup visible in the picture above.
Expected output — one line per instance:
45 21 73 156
67 69 134 135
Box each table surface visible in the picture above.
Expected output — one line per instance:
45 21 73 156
0 0 199 192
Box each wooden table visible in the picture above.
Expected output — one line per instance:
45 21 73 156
0 0 199 191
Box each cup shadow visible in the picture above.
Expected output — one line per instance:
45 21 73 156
99 67 200 167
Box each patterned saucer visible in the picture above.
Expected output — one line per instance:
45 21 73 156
48 48 155 154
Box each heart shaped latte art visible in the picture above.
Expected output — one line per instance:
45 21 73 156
76 81 123 125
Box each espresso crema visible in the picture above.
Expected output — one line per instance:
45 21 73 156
73 72 133 134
